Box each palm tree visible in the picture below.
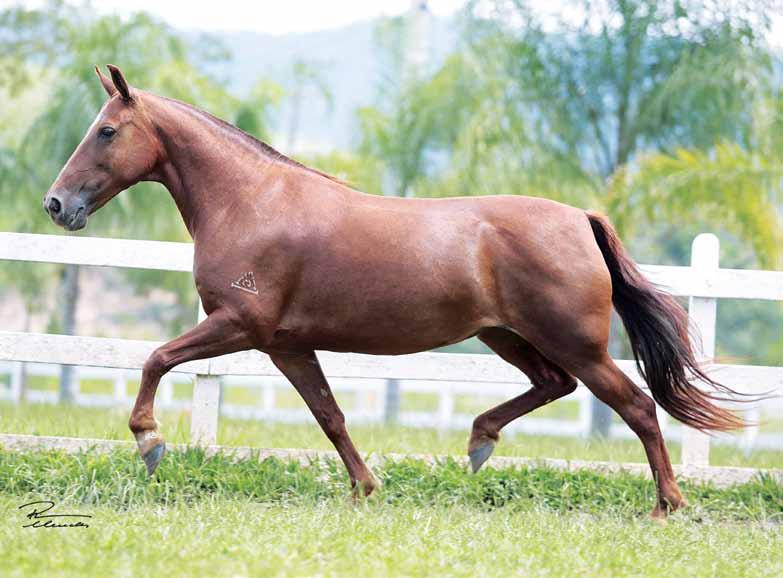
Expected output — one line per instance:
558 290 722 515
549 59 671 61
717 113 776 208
608 95 783 266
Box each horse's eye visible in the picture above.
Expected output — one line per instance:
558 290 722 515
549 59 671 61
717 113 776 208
99 126 116 138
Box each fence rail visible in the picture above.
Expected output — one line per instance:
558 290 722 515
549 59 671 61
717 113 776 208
1 231 782 473
3 360 781 449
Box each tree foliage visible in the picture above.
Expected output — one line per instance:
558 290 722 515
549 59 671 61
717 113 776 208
0 4 278 334
363 0 780 265
609 95 783 267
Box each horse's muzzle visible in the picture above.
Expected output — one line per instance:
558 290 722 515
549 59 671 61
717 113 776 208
43 191 88 231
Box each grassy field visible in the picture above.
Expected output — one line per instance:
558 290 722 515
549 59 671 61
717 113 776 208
3 495 781 578
1 402 782 577
0 448 782 578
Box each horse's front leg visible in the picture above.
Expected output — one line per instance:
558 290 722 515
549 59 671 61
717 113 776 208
269 350 379 497
129 309 251 475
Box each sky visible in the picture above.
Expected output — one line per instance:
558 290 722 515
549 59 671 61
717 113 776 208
3 0 781 45
6 0 468 34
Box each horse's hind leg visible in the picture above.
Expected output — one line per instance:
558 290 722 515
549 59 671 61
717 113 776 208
571 355 684 519
468 327 577 472
269 350 378 497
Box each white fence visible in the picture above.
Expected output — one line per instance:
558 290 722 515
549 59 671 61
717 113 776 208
1 231 782 471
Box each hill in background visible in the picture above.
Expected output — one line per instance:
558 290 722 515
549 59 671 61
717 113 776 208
190 15 457 152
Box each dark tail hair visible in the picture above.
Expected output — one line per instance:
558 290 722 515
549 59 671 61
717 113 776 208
587 211 745 432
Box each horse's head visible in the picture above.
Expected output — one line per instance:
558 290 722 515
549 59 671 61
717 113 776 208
43 65 161 231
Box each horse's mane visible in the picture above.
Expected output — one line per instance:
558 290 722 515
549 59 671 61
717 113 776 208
155 94 352 188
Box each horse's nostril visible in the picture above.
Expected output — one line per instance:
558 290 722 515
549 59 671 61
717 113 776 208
48 197 62 215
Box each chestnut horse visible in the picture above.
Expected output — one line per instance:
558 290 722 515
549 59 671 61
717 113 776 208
44 65 742 519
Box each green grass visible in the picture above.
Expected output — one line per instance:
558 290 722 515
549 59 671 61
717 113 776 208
0 449 782 578
2 448 782 517
3 402 783 469
3 496 781 578
2 401 783 578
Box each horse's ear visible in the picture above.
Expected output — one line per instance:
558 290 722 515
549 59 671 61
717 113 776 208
106 64 132 102
95 66 116 97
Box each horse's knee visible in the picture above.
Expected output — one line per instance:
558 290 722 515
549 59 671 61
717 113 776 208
143 348 170 380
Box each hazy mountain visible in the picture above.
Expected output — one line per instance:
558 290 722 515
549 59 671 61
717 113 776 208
187 15 458 152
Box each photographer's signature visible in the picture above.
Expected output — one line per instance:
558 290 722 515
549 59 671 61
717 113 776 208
18 501 92 528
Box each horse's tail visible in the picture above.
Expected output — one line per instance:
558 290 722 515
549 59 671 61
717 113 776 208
586 211 745 432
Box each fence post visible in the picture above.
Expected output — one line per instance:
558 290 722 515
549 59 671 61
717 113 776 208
73 367 82 404
113 371 126 404
190 301 220 446
577 387 591 438
357 385 375 421
160 376 174 408
10 362 23 403
681 233 719 468
384 378 401 424
437 386 455 434
741 406 760 456
262 380 276 416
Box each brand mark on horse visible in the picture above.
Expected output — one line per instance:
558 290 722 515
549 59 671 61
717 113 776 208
231 272 258 295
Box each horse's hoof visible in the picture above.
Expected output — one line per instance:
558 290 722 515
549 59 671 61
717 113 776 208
135 429 165 476
142 442 166 476
468 441 495 473
651 493 685 522
352 477 380 501
650 509 668 525
665 493 687 512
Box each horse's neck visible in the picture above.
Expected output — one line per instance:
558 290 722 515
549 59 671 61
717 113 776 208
145 94 277 239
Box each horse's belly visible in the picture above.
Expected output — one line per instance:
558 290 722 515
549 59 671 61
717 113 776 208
276 318 484 355
273 279 496 355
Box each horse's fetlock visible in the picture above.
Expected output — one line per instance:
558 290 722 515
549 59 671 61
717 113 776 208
129 414 157 434
470 415 499 442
